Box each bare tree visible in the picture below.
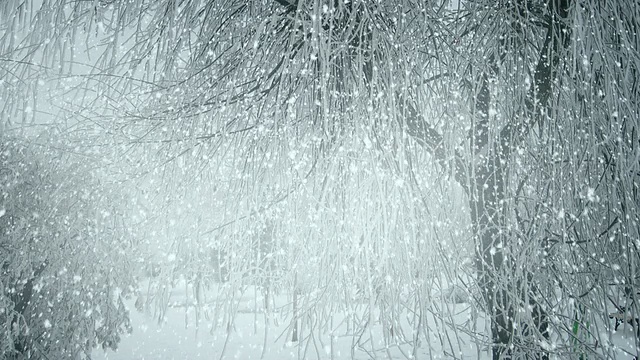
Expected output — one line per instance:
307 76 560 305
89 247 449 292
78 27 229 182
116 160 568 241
2 0 640 358
0 135 135 359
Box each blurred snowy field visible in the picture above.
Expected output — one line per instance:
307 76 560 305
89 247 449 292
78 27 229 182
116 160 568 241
92 280 491 360
92 279 640 360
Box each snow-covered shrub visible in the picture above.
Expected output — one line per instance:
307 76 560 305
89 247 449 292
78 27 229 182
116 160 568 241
0 137 135 359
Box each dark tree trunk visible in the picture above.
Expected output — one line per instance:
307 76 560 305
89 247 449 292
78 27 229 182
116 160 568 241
471 156 512 359
470 1 571 357
10 263 47 357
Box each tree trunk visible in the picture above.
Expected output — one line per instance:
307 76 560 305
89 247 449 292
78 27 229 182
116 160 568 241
471 156 512 359
468 1 571 356
10 263 47 357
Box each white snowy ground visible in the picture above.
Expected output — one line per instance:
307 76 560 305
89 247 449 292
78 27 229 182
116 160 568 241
92 282 639 360
92 281 483 360
92 284 302 360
